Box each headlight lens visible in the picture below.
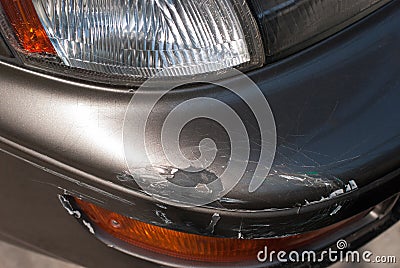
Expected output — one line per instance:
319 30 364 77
0 0 264 85
0 0 392 85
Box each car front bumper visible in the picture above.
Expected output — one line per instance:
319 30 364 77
0 0 399 267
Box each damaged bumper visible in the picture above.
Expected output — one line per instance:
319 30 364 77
0 0 399 267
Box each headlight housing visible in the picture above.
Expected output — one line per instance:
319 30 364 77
0 0 392 86
0 0 264 85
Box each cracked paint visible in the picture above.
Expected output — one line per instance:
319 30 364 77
58 194 81 218
206 213 221 234
83 219 95 234
155 210 172 225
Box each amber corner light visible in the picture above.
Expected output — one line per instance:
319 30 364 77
74 197 362 263
0 0 55 54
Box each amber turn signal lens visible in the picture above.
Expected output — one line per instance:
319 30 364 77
0 0 55 54
74 198 363 263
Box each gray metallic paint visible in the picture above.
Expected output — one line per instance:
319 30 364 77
0 0 399 266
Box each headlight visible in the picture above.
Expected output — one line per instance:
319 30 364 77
0 0 264 85
0 0 392 86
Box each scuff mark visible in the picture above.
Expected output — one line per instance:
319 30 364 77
250 224 270 227
238 220 244 239
206 213 221 234
329 189 344 198
155 210 172 224
83 219 95 234
304 179 359 205
279 174 307 182
58 195 81 218
345 183 352 192
218 197 248 204
58 195 95 234
349 180 358 190
156 203 167 210
304 196 331 205
330 205 343 216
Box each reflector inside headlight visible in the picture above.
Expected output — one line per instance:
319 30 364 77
0 0 264 84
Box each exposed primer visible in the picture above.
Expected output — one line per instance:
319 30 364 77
218 197 248 204
206 213 221 234
156 203 167 210
237 221 244 239
279 175 307 182
345 183 352 192
238 231 244 239
58 195 81 218
121 166 220 207
83 219 95 234
329 189 344 198
128 166 219 186
330 205 342 216
126 166 178 182
304 196 331 205
155 210 172 224
349 180 358 190
305 179 359 205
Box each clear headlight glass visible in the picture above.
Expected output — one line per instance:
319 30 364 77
0 0 264 85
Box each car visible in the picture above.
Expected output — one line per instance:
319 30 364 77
0 0 399 267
